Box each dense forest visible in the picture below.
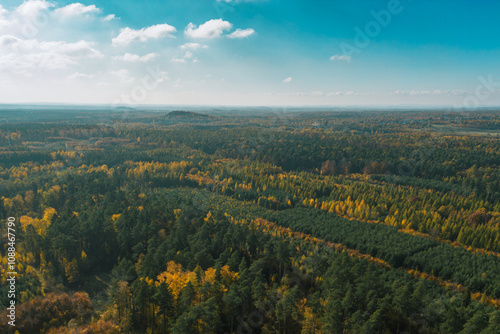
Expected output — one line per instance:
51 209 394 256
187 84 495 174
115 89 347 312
1 108 500 333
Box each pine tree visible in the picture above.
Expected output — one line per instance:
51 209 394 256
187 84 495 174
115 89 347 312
322 299 343 334
153 283 174 334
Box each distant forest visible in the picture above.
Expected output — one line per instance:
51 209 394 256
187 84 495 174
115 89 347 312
1 108 500 333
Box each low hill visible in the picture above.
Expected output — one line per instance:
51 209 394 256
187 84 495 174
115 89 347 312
156 110 221 124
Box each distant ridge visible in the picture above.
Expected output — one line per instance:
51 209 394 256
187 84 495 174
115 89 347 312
162 110 219 120
114 106 136 111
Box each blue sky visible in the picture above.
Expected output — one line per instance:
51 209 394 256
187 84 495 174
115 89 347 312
1 0 500 106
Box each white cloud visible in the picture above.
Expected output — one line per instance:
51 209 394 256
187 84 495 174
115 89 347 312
411 90 430 95
0 5 8 29
54 3 100 18
450 89 468 96
112 23 176 46
393 89 468 96
171 52 198 64
15 0 54 19
102 14 116 21
171 58 186 63
110 69 134 83
283 77 292 83
330 54 351 62
114 52 158 62
0 35 102 75
185 19 232 39
68 72 93 79
0 5 8 16
1 1 114 38
327 91 359 96
180 42 205 50
173 46 202 64
228 28 255 39
155 70 169 84
429 89 468 96
267 91 359 97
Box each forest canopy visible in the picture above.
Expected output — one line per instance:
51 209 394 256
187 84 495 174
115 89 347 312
1 108 500 333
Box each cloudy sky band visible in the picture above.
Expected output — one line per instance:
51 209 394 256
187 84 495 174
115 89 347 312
0 0 499 106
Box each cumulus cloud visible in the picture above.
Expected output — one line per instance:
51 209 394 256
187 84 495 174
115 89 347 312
154 69 169 84
185 19 232 39
110 69 134 83
228 28 255 39
171 51 198 64
114 52 158 62
0 35 102 75
112 23 176 46
172 45 202 64
171 58 186 63
0 1 116 40
283 77 292 83
0 5 8 29
15 0 54 19
0 2 105 77
54 3 100 18
68 72 93 79
102 14 115 21
0 5 7 16
330 54 351 62
180 42 207 50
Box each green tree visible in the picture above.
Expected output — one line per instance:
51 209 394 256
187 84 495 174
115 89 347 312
322 299 343 334
153 283 174 334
